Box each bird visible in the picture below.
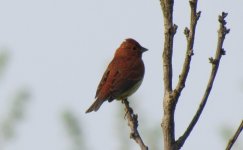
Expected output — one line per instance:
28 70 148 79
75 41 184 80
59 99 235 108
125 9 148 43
85 38 147 113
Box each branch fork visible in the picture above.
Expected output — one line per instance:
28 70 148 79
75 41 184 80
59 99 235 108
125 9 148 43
160 0 230 149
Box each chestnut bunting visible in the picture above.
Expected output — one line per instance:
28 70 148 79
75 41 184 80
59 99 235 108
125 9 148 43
86 38 147 113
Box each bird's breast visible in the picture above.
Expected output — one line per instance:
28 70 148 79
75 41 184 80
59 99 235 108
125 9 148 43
116 79 143 100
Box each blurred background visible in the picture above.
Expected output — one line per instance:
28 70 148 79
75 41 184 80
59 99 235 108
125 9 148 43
0 0 242 150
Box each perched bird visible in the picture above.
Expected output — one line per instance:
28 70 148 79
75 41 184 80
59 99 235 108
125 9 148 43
86 38 147 113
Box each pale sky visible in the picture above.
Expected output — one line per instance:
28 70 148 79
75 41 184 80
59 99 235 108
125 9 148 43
0 0 242 150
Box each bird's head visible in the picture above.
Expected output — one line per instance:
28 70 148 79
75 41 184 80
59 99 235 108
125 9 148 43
115 38 148 58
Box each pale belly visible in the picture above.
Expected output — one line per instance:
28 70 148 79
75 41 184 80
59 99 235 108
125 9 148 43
116 79 143 100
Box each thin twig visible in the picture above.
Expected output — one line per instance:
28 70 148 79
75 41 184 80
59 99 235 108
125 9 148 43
174 0 200 98
122 99 148 150
226 120 243 150
176 12 230 149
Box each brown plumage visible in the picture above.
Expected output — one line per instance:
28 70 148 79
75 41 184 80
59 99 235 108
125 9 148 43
86 38 147 113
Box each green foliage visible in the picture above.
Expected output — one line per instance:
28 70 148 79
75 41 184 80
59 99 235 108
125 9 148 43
0 48 9 77
61 110 86 150
0 48 30 149
1 88 30 140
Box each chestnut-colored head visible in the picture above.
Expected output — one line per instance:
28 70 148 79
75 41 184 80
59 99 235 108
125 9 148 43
114 38 148 58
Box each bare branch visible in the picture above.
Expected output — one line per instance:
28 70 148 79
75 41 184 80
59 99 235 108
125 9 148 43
175 12 230 149
226 120 243 150
160 0 176 92
160 0 177 149
174 0 200 98
122 99 148 150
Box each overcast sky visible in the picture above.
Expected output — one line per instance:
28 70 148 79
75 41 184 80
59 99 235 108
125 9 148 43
0 0 242 150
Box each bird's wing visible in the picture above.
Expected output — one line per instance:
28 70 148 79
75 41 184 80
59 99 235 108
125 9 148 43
95 67 110 98
108 57 144 100
95 57 144 101
110 68 144 100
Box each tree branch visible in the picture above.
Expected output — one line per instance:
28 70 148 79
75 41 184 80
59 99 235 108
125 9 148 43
174 0 200 98
122 99 148 150
160 0 176 92
175 12 230 149
160 0 177 149
226 120 243 150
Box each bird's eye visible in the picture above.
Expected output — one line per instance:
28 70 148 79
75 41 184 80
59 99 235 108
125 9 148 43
133 47 137 50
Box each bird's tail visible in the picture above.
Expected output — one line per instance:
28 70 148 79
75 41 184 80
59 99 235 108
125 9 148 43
85 99 104 113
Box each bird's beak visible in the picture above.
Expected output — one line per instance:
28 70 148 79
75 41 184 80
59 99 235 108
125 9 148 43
141 46 148 53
